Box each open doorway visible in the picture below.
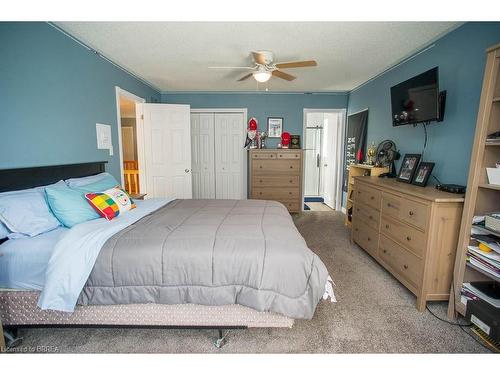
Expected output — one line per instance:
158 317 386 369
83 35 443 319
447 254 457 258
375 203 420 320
115 87 145 198
303 109 346 211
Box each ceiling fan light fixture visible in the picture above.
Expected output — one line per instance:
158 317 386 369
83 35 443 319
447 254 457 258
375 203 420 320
253 70 272 83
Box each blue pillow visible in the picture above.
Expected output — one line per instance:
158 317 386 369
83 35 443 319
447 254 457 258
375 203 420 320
72 174 120 193
0 183 63 238
66 172 118 189
45 185 101 228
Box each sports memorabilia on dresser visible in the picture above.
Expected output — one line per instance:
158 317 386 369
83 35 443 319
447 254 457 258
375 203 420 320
397 154 421 183
244 117 258 149
280 132 291 148
290 135 301 149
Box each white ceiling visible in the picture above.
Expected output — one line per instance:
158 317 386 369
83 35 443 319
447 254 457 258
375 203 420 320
56 22 459 92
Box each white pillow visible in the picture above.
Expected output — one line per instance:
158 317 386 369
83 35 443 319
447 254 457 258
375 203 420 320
0 181 64 238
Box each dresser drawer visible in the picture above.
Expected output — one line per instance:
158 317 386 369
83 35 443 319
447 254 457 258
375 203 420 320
379 234 422 288
381 216 426 258
251 152 277 159
277 152 301 159
381 192 402 219
251 187 300 200
355 183 382 210
352 217 379 259
253 175 300 187
353 202 380 231
401 199 429 230
276 199 301 212
252 159 301 175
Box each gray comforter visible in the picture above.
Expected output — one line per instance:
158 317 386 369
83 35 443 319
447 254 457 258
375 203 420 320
77 199 330 319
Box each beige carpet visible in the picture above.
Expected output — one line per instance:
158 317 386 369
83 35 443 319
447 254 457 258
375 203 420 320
11 211 487 353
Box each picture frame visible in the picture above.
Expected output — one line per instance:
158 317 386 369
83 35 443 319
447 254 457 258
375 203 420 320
412 162 435 187
397 154 421 183
290 135 301 149
267 117 283 138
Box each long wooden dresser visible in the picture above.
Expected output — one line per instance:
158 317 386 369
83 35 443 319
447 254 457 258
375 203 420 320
249 149 303 213
351 177 464 311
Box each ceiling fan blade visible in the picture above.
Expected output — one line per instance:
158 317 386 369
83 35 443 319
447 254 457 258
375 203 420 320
237 73 253 82
275 60 317 69
272 70 296 81
252 51 266 65
208 66 254 69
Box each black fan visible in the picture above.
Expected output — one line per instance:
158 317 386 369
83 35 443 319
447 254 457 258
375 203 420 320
375 140 400 178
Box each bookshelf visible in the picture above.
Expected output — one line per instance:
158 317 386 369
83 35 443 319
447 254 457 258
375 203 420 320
447 43 500 319
344 164 388 227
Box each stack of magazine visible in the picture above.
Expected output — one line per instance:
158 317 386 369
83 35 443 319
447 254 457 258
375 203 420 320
462 282 500 308
466 245 500 279
461 219 500 307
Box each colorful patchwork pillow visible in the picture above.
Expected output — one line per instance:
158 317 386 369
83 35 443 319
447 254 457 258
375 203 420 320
85 187 136 221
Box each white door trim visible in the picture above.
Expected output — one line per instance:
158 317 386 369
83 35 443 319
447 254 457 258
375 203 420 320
114 86 146 187
190 108 248 199
302 108 347 211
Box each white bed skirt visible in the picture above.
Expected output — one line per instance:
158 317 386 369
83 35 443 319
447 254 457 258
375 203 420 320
0 291 294 328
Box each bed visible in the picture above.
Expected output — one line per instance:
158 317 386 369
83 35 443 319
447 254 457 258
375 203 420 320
0 162 334 347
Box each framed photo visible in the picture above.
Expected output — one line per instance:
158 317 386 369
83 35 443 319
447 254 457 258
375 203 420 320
412 162 435 187
267 117 283 138
290 135 301 149
397 154 421 183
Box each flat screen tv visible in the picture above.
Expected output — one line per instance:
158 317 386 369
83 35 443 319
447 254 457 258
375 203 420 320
391 67 439 126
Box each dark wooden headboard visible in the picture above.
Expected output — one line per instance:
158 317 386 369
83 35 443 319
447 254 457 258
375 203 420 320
0 161 108 193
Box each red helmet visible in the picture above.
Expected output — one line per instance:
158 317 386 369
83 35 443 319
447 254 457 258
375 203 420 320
248 117 258 131
281 132 291 146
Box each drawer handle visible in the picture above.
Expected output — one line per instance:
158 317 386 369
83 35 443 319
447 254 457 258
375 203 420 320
367 237 371 241
406 236 411 241
289 180 293 183
385 224 389 229
279 155 283 157
289 165 293 169
355 228 359 232
259 166 263 169
259 192 262 195
370 196 375 200
356 208 360 212
259 180 263 183
289 192 292 195
387 203 391 208
270 155 274 158
383 249 387 254
409 211 414 216
403 264 408 270
369 215 373 220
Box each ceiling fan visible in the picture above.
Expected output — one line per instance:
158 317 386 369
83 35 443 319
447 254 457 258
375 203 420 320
209 51 317 83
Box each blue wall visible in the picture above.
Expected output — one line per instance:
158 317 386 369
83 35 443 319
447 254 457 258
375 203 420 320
162 92 348 148
0 22 160 179
347 22 500 189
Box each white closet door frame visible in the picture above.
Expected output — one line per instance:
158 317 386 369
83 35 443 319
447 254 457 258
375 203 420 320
190 108 248 199
302 108 347 211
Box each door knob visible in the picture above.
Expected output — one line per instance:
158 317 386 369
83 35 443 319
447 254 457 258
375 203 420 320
185 169 190 173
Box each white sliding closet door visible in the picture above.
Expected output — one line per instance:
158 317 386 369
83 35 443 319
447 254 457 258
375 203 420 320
138 103 192 199
214 113 245 199
191 113 215 199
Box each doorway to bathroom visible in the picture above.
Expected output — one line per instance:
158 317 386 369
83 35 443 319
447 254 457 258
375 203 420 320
302 109 346 211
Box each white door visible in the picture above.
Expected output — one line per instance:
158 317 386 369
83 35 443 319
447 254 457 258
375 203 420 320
320 113 339 208
138 103 192 199
191 113 215 199
214 113 245 199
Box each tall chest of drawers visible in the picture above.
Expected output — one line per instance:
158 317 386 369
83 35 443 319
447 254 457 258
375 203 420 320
249 149 303 213
351 177 464 311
